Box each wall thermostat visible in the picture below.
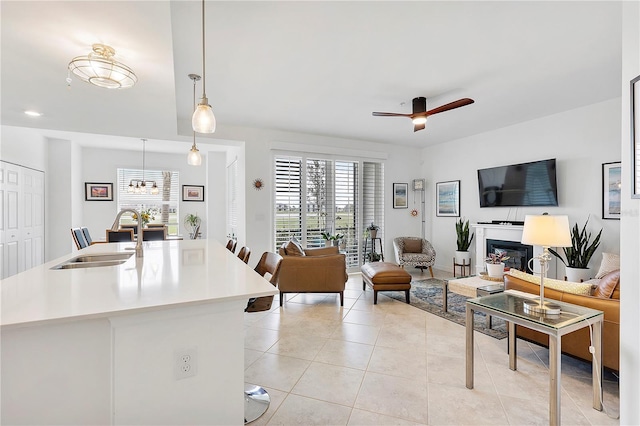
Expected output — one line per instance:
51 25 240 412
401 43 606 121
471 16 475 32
413 179 425 191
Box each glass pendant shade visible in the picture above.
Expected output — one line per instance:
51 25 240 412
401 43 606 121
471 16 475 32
128 182 135 193
187 145 202 166
68 44 137 89
150 182 159 195
192 100 216 133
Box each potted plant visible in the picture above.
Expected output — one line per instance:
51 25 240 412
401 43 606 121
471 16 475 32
183 213 201 239
549 218 602 282
455 218 474 266
366 251 382 262
367 222 379 239
321 231 345 247
485 252 510 278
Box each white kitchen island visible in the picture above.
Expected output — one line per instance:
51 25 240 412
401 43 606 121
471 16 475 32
1 239 277 425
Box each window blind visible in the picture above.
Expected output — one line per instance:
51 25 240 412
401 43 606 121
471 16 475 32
274 157 303 249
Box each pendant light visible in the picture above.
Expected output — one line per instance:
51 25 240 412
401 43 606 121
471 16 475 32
192 0 216 133
188 74 203 166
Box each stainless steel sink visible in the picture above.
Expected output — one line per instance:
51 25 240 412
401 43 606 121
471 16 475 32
51 252 133 270
73 253 133 263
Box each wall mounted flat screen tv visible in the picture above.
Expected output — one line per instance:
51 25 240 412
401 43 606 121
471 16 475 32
478 158 558 207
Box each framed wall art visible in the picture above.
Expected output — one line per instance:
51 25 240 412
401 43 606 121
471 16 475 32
631 74 640 198
85 182 113 201
436 180 460 217
602 162 621 220
182 185 205 202
393 183 408 209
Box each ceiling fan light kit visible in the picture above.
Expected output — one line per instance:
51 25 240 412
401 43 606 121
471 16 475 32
373 96 474 132
68 43 137 89
192 0 216 133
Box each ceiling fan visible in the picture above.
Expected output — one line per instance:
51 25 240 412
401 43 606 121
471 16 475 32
372 97 475 132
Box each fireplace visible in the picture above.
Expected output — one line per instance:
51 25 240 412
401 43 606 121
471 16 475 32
486 239 533 273
472 223 557 278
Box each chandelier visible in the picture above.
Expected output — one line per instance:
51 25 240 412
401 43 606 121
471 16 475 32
68 44 137 89
127 139 159 194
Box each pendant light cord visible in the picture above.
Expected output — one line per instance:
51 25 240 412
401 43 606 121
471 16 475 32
193 77 197 148
142 138 146 183
201 0 206 98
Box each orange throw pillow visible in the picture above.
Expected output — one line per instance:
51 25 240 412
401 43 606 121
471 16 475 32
592 269 620 299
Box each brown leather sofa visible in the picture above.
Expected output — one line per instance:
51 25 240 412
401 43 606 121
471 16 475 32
504 273 620 371
277 244 348 306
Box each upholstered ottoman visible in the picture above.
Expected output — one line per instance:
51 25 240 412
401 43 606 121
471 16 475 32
361 262 412 304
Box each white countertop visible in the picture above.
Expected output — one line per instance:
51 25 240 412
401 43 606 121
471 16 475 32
1 239 277 328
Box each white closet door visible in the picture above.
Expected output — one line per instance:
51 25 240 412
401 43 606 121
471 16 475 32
0 161 45 279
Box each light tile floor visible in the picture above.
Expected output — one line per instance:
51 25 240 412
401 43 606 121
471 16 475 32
244 269 620 425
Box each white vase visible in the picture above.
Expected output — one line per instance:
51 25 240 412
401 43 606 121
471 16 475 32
565 267 591 283
486 262 505 278
455 251 471 265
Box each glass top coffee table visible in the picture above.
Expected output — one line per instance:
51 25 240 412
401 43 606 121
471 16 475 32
465 292 604 426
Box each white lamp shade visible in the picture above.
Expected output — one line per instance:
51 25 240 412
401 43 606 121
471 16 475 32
187 148 202 166
521 215 571 247
192 103 216 133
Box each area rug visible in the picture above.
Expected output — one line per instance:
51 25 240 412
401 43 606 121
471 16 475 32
386 278 507 339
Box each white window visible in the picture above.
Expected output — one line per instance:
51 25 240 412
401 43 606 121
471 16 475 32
274 155 384 270
116 169 180 235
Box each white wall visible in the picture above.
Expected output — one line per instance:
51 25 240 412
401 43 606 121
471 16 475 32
80 146 217 248
620 2 640 423
0 126 48 171
422 98 621 278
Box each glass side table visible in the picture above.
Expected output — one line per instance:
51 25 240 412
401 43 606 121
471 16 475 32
475 284 504 329
466 292 603 426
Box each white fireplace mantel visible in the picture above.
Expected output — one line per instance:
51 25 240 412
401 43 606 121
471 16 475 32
471 223 557 278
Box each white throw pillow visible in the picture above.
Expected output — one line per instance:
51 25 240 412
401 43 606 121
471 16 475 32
507 269 592 296
595 253 620 279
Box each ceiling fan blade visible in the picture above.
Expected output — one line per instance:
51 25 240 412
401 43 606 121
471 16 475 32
426 98 475 116
372 112 412 117
413 122 426 132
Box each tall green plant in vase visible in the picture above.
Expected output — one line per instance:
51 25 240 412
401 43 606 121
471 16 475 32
454 218 474 266
184 213 202 240
549 218 602 282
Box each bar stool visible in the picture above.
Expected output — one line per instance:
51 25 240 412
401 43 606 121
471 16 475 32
244 252 282 423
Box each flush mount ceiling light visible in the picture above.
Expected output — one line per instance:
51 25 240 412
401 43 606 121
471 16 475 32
188 74 203 166
68 43 137 89
24 110 42 117
191 0 216 133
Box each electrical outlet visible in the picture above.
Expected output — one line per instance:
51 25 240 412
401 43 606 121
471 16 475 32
174 348 198 380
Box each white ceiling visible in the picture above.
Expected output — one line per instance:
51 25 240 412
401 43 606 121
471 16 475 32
1 1 622 154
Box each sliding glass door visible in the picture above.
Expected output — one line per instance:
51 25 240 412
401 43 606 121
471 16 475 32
274 154 383 270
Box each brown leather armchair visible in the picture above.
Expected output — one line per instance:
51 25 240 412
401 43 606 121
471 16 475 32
504 273 620 371
277 244 348 306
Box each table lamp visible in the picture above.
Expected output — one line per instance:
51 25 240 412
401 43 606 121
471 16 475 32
521 214 571 316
